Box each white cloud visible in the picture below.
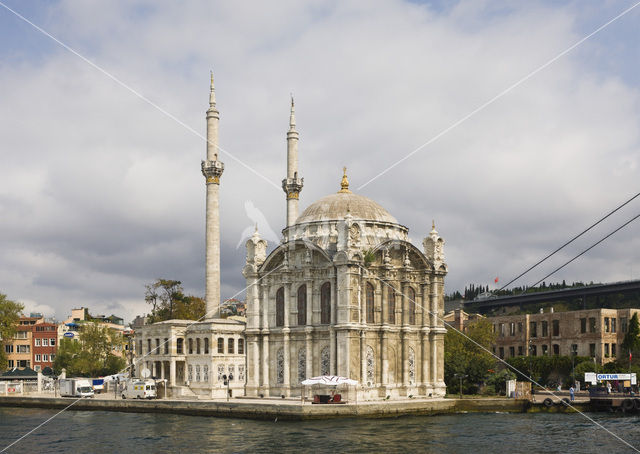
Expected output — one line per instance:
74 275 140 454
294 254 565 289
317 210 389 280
1 0 640 321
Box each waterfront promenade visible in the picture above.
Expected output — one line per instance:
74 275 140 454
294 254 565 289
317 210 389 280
0 393 589 420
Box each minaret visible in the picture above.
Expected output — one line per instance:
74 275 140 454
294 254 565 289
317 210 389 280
201 72 225 319
282 96 303 227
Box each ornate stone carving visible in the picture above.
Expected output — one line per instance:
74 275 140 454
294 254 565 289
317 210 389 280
298 348 306 383
321 346 330 376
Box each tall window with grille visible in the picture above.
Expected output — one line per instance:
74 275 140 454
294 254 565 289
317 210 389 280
321 282 331 324
366 283 375 324
388 287 396 324
297 284 307 326
276 287 285 327
407 287 416 325
217 337 224 354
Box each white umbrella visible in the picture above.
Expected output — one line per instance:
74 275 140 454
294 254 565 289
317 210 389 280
301 375 358 386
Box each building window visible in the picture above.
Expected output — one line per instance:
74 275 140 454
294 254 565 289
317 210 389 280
8 360 13 368
50 338 56 346
580 318 587 334
237 338 244 355
499 347 504 359
552 320 560 337
499 323 505 338
612 344 617 357
518 346 523 356
553 344 559 355
156 339 160 352
366 346 375 385
4 345 13 353
517 322 523 333
604 317 610 333
388 287 396 324
366 283 375 324
408 348 415 384
195 365 201 382
509 323 515 336
589 317 596 333
35 338 41 346
276 348 285 384
604 344 610 357
217 338 224 354
35 354 42 362
542 345 548 355
276 287 285 327
228 365 235 381
321 282 331 324
530 322 537 338
14 332 27 339
138 341 142 355
203 365 209 383
188 339 193 354
147 339 152 354
298 348 306 383
176 338 184 354
509 346 515 357
196 338 201 354
164 338 169 354
621 317 628 333
238 365 245 382
541 321 548 337
589 343 596 357
42 338 48 347
297 284 307 326
204 338 209 354
228 338 234 354
530 345 537 356
407 287 416 325
321 346 330 376
612 318 617 333
217 364 225 381
17 345 30 353
188 365 193 382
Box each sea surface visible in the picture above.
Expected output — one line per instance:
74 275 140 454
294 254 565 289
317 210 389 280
1 407 640 453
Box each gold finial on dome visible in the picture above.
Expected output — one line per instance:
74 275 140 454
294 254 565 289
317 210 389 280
338 167 351 193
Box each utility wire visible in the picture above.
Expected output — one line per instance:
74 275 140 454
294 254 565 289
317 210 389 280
529 211 640 288
499 190 640 290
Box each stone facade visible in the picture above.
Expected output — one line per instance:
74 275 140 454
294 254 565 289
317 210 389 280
489 307 640 364
135 319 245 398
244 104 448 400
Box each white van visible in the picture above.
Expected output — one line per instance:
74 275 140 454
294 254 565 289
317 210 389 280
121 380 157 399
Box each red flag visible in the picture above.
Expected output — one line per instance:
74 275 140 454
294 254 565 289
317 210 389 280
630 352 633 362
494 277 499 284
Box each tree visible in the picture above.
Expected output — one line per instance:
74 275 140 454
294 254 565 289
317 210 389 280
444 318 497 394
53 323 126 376
145 279 205 322
622 313 640 356
0 293 24 370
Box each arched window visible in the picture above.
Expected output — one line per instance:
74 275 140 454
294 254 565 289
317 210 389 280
297 284 307 326
188 338 193 354
407 287 416 325
276 287 285 327
366 283 375 324
276 348 285 384
321 282 331 324
228 338 235 354
237 338 244 355
196 338 201 354
217 337 224 354
204 338 209 354
298 348 306 383
366 346 375 385
388 287 396 324
320 346 330 376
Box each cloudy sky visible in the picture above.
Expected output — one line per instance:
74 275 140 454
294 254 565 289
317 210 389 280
1 0 639 323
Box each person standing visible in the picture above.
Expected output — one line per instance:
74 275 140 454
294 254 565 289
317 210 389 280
570 385 575 402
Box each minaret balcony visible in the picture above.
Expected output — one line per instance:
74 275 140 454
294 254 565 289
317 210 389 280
202 160 225 184
282 177 304 199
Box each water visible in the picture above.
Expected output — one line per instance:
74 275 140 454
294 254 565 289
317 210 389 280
1 408 640 453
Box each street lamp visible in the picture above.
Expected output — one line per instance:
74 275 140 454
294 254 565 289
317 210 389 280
222 373 234 401
453 373 468 399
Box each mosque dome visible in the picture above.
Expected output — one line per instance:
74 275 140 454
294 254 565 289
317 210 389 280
295 169 399 225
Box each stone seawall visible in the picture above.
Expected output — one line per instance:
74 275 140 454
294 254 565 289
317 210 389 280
0 396 534 420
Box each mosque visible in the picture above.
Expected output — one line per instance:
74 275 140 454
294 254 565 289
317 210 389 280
136 76 448 400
